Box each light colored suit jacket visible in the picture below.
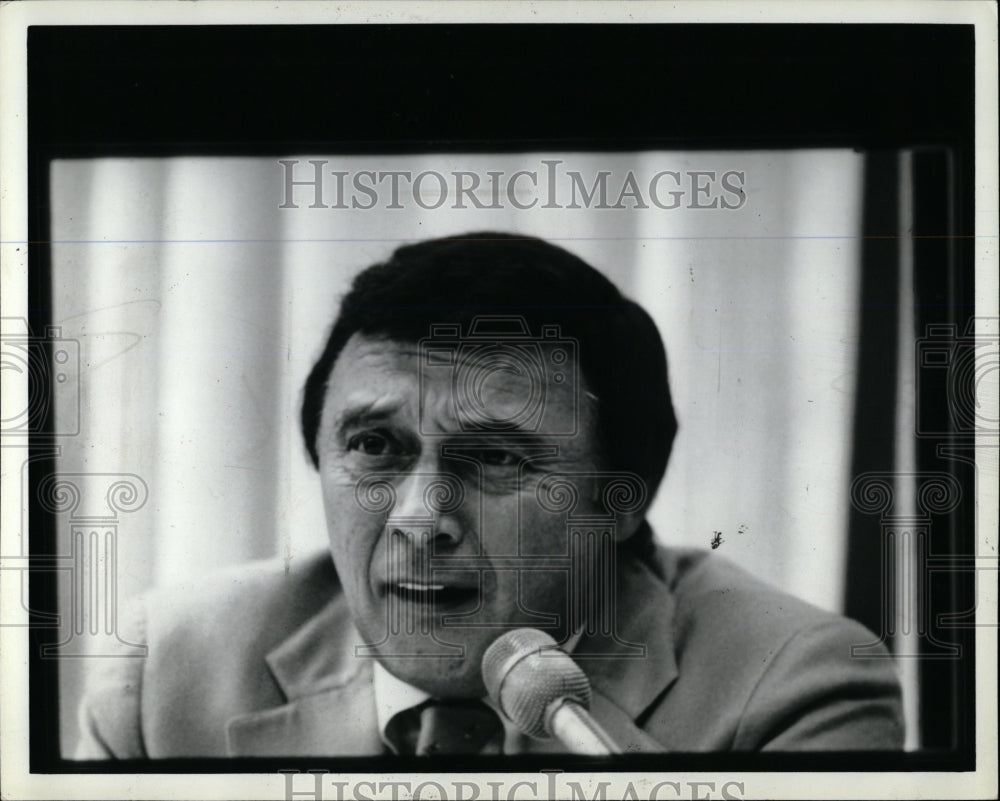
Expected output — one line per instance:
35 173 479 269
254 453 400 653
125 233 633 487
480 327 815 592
75 546 903 757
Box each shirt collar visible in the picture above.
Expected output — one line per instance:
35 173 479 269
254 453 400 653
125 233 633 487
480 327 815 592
372 628 585 751
373 659 432 745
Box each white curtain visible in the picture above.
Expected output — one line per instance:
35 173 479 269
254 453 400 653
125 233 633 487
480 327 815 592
51 151 864 752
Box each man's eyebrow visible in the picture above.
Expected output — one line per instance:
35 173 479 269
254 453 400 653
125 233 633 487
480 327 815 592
333 398 405 434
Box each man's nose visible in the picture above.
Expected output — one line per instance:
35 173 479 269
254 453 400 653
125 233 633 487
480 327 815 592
388 469 466 549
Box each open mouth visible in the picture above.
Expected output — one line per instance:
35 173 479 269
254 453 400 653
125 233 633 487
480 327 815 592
386 581 480 610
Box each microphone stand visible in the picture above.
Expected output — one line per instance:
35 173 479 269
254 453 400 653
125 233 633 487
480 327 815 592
546 699 622 755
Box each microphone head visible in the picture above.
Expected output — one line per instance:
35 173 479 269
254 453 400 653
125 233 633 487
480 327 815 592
481 628 592 739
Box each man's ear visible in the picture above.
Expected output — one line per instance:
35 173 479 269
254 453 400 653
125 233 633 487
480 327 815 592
612 507 646 543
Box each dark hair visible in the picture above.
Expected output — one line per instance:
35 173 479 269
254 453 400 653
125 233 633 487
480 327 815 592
301 233 677 558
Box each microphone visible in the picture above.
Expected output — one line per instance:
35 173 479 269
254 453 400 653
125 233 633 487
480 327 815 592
482 628 621 755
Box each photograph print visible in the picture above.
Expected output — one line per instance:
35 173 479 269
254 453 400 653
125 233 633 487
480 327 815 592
1 9 995 801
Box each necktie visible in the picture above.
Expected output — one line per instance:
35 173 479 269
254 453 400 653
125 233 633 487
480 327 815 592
388 700 504 755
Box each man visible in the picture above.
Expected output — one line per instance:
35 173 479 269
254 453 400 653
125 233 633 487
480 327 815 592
76 233 903 757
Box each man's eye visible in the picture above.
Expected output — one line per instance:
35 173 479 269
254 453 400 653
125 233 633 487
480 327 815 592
347 432 396 456
476 449 519 467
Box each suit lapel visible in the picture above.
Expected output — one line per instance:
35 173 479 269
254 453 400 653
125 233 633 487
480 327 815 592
574 551 680 752
226 675 382 756
226 594 384 757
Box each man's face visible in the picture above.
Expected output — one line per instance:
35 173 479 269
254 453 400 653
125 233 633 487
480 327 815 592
316 332 609 698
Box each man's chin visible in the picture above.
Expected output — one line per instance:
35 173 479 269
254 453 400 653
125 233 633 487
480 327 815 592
378 653 487 700
352 611 507 699
353 622 497 697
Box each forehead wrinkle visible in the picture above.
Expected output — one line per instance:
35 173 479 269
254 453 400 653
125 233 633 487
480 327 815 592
459 376 580 419
334 336 421 377
324 333 595 440
332 394 411 432
448 347 584 409
323 335 419 422
420 384 462 435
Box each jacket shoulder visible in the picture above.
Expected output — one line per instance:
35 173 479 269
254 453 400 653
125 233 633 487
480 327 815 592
76 551 342 758
660 546 843 643
647 546 903 750
146 550 339 656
